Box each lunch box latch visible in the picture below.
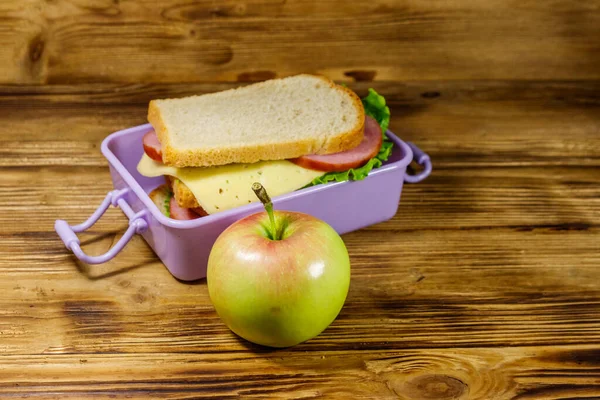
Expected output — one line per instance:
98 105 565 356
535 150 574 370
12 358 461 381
55 189 148 264
404 142 432 183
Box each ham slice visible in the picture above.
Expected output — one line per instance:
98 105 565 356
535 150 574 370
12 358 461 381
169 197 202 220
290 116 383 172
143 130 163 162
192 206 209 217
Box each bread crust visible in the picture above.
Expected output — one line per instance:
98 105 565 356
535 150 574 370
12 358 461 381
148 74 365 168
166 176 201 209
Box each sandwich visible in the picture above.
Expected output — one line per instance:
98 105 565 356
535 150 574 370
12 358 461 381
137 74 393 220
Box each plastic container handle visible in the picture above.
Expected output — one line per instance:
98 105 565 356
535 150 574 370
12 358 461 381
404 142 432 183
54 189 148 264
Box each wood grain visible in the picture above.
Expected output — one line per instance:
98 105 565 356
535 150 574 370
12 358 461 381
0 347 598 398
1 80 599 398
3 1 600 396
1 80 599 166
1 0 599 84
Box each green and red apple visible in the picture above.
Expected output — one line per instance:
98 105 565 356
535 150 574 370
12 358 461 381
207 184 351 348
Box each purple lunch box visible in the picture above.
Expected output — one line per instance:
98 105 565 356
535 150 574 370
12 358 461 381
55 124 432 281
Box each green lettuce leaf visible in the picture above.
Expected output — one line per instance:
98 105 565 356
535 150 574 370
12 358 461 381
362 88 390 133
305 88 393 186
164 188 173 218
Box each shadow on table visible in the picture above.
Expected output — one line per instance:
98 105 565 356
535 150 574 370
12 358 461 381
69 230 158 281
231 333 288 355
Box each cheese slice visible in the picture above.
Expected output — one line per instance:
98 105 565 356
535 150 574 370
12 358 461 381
137 153 324 215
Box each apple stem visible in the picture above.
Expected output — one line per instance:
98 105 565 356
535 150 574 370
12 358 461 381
252 182 279 240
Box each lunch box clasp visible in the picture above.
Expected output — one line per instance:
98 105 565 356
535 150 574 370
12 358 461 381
54 189 148 264
404 142 432 183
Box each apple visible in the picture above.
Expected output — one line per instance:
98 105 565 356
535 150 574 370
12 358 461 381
207 183 351 348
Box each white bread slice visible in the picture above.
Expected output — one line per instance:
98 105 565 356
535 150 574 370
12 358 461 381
148 74 365 167
148 183 171 217
166 176 201 209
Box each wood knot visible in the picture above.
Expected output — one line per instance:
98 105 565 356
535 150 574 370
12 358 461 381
28 35 45 63
421 91 441 99
237 71 277 82
203 45 233 66
132 286 155 304
344 70 377 82
403 374 468 400
209 3 246 17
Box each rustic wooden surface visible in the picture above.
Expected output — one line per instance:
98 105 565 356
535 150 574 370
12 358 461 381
0 80 598 398
2 0 600 84
2 0 600 398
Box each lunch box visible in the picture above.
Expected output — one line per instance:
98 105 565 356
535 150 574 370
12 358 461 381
55 124 432 281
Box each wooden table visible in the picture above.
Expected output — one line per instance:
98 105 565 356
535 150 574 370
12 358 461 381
2 1 600 398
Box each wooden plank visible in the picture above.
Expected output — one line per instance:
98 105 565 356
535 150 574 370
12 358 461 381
1 165 599 233
0 346 599 398
1 0 599 83
1 224 599 354
0 81 599 167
